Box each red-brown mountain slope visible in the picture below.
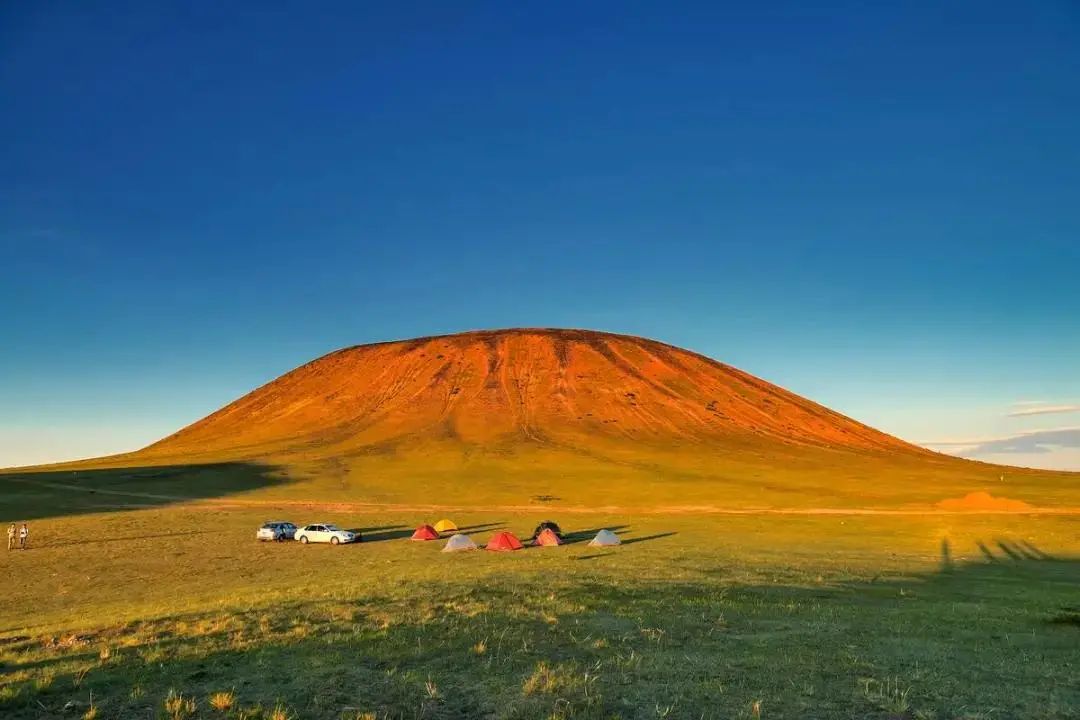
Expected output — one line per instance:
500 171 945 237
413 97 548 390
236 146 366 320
140 329 922 461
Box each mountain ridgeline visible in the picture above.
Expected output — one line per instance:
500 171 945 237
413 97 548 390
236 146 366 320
142 329 920 461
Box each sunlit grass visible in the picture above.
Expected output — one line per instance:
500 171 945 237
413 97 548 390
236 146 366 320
0 490 1077 718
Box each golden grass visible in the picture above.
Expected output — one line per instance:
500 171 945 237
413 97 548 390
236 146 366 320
0 473 1077 718
163 690 196 720
209 690 235 712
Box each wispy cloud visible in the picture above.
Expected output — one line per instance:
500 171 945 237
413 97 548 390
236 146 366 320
922 438 997 448
959 427 1080 456
1007 404 1080 417
921 405 1080 471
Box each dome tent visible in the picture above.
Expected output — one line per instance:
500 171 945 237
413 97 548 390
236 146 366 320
434 519 458 534
533 528 562 547
587 529 621 547
530 520 563 542
411 524 439 541
442 534 478 552
485 531 524 552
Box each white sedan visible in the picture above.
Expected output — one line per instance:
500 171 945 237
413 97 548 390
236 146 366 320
295 524 358 545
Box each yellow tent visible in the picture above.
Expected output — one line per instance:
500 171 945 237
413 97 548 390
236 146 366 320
434 519 458 533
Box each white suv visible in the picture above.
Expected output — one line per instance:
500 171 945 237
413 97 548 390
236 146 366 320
295 524 358 545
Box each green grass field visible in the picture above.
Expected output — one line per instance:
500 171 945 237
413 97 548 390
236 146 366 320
1 464 1077 719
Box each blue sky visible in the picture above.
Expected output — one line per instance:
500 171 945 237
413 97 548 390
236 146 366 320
2 1 1078 469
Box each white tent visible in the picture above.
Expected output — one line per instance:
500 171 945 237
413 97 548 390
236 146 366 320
587 529 621 547
442 533 478 552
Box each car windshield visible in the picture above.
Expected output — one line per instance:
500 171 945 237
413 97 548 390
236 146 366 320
324 525 341 531
261 523 280 529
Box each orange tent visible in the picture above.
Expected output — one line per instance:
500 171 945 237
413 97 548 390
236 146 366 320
533 528 562 547
485 531 524 552
411 524 439 541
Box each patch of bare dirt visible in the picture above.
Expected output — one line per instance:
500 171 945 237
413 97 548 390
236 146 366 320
937 491 1034 512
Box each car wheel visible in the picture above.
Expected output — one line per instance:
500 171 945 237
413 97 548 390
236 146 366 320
299 536 308 544
330 536 339 545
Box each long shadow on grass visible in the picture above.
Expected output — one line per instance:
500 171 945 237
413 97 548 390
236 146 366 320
3 540 1078 720
562 524 631 545
348 523 506 542
359 527 413 543
620 532 677 546
350 524 407 534
456 522 506 533
0 462 291 523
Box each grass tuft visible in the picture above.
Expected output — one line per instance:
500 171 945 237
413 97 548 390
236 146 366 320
163 689 197 720
209 690 236 712
72 666 91 689
268 701 292 720
522 661 582 696
862 677 911 715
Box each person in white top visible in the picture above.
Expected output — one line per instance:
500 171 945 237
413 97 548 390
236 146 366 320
18 523 28 550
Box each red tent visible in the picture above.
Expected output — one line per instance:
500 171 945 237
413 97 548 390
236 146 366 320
411 524 440 541
533 528 562 547
485 531 524 551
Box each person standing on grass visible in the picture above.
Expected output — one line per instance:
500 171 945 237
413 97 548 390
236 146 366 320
18 523 28 550
6 524 15 551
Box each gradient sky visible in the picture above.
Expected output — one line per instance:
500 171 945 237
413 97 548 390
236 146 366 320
2 2 1079 470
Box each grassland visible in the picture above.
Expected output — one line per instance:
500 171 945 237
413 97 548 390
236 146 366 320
1 464 1078 719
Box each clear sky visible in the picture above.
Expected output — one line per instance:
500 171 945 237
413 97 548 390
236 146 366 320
2 2 1078 470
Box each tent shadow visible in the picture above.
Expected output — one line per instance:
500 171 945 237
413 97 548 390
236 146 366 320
456 522 505 534
359 528 414 543
563 525 631 545
621 532 677 546
349 524 407 534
